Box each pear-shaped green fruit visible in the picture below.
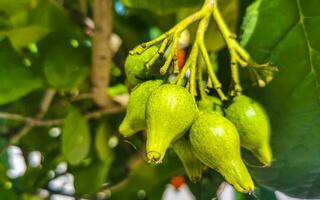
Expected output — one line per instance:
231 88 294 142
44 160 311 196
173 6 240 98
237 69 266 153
197 96 223 115
125 46 161 89
225 95 272 166
190 112 254 193
119 80 163 137
173 137 202 182
146 84 198 163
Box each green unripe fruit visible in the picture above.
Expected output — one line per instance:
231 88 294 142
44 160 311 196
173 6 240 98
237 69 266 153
146 84 198 163
197 96 223 115
173 137 202 182
190 112 254 193
119 80 163 137
125 46 161 89
225 95 272 166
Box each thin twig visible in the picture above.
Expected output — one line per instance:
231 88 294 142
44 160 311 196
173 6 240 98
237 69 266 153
0 90 56 154
0 113 45 124
70 93 93 102
197 56 207 100
38 89 56 118
197 14 228 100
0 106 126 127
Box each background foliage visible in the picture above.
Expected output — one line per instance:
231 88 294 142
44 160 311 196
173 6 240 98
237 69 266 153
0 0 319 199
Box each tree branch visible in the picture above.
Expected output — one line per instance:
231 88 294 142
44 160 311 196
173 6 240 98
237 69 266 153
0 90 56 155
91 0 113 107
9 89 56 145
0 106 126 127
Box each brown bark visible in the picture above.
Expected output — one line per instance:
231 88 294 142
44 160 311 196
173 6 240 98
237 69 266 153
91 0 113 107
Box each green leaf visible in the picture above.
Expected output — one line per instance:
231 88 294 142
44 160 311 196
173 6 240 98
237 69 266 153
62 108 91 165
235 186 277 200
27 0 81 34
41 34 90 90
0 39 42 105
20 127 59 153
22 194 44 200
107 84 128 97
194 171 223 200
0 184 21 200
241 0 320 198
121 0 204 15
0 26 49 50
111 153 183 200
0 0 30 15
73 159 112 195
95 123 114 162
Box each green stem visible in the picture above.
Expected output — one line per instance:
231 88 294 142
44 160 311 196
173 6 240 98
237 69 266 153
212 2 245 95
133 0 216 73
212 3 250 61
230 50 242 95
145 38 169 69
197 57 207 100
132 4 209 56
160 36 179 74
189 46 198 96
197 14 227 100
175 45 198 86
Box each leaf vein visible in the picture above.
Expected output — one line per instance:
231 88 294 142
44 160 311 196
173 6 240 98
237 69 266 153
267 20 300 59
296 0 320 96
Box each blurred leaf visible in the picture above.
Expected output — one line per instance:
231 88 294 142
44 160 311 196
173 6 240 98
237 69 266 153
0 26 49 49
0 39 42 105
95 123 114 162
113 14 145 50
0 162 9 184
62 108 91 165
107 84 128 97
0 0 81 50
111 154 183 200
16 167 45 192
16 140 61 192
22 194 44 200
235 186 276 200
27 0 81 34
241 0 320 198
121 0 204 15
0 0 30 15
0 184 21 200
73 159 112 195
20 127 58 152
190 171 223 200
41 34 90 90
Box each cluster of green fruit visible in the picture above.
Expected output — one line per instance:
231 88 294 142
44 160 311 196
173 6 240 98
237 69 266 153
119 47 272 194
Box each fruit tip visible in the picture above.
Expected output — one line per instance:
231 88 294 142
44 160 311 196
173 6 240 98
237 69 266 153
253 145 272 167
119 121 136 137
189 176 201 183
147 151 162 164
246 186 255 194
262 161 272 167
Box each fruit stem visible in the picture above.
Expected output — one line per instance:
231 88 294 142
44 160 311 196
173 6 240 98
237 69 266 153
212 2 278 92
189 46 198 97
131 0 215 72
145 38 169 69
197 14 228 101
197 57 207 100
212 2 243 96
212 3 250 62
174 44 198 86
